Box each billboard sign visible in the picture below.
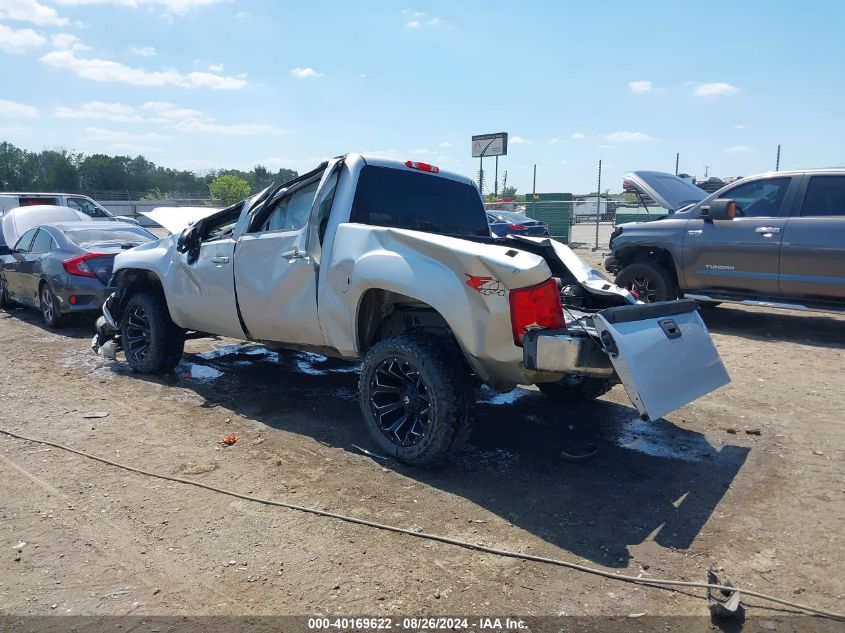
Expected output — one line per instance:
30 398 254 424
472 132 508 158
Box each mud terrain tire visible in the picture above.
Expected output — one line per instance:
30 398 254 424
359 334 474 466
121 291 184 374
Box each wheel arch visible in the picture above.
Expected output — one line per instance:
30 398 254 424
614 244 681 288
354 287 485 379
111 267 169 320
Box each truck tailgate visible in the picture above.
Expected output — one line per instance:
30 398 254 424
593 300 729 421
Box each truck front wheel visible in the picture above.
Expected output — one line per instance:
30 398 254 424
614 260 677 303
359 334 474 466
537 375 614 403
120 291 184 374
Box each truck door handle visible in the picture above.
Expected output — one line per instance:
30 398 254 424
755 226 781 235
209 255 230 264
281 247 306 260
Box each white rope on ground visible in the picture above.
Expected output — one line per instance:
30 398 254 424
1 428 841 621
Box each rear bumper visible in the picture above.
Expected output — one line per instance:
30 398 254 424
522 329 615 378
53 280 112 314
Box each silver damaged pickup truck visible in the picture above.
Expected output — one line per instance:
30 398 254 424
93 154 730 465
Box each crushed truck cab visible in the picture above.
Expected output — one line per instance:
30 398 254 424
94 153 730 465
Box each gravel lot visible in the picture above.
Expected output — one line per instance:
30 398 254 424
0 245 843 620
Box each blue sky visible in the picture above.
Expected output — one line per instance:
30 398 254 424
1 0 843 194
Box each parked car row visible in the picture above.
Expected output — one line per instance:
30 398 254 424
0 205 157 326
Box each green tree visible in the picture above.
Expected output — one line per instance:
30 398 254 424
37 149 80 190
209 174 250 206
249 164 273 191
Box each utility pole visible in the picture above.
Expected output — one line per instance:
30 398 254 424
704 165 710 178
675 153 679 176
775 144 781 171
532 164 537 200
594 159 602 251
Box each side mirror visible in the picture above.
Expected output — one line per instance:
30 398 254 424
0 245 11 256
701 198 737 221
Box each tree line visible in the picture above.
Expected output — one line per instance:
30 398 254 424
0 141 298 200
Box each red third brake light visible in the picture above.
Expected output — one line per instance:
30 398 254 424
508 278 565 346
63 253 102 278
507 223 528 231
405 160 440 174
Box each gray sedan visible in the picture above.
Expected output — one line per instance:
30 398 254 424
0 221 157 327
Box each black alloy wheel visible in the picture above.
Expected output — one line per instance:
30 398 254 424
124 302 152 365
369 356 432 447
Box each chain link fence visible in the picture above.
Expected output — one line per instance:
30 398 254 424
484 198 668 249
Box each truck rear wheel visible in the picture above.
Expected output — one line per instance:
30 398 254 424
359 333 474 466
537 374 614 403
120 291 184 374
615 260 677 303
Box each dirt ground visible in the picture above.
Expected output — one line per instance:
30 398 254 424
0 246 843 622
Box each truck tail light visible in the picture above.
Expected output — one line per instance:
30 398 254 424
507 223 527 231
63 253 103 278
509 278 565 346
405 160 440 174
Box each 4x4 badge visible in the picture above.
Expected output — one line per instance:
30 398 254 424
465 274 505 296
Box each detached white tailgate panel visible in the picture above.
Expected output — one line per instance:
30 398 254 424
593 301 729 421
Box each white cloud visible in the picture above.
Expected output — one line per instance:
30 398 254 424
55 101 144 122
86 126 171 142
130 45 156 56
53 0 226 15
234 9 251 20
52 32 88 50
142 100 202 120
40 49 248 89
628 80 652 94
692 82 740 97
734 124 746 130
142 101 283 135
290 66 322 78
570 132 586 140
0 0 68 25
438 141 452 148
207 63 223 72
603 131 655 143
0 22 46 53
0 98 39 118
403 9 444 28
724 145 751 154
510 136 533 145
548 137 560 144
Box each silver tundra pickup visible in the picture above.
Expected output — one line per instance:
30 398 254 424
93 154 729 465
608 169 845 313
